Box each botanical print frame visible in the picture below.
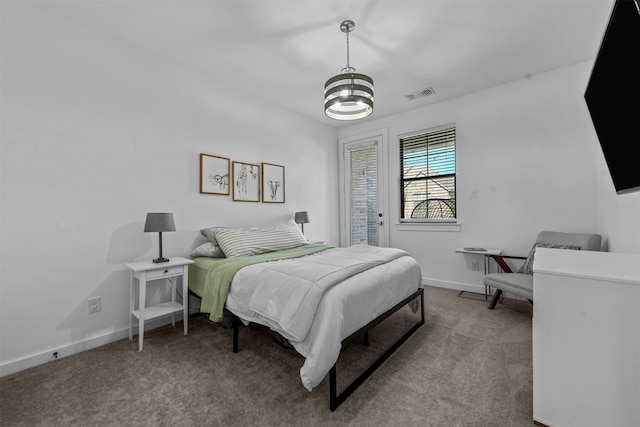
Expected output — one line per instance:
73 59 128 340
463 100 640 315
232 161 260 202
200 153 230 195
261 163 285 203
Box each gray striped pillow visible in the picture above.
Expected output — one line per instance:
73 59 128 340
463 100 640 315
517 243 581 274
214 221 308 257
200 227 227 246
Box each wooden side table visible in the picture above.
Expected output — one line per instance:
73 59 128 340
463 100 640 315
125 257 194 351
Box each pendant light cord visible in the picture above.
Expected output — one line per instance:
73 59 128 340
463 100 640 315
346 30 350 68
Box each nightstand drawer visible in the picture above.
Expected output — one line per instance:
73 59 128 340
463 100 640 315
146 265 184 280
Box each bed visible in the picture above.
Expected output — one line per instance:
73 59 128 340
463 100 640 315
188 221 425 410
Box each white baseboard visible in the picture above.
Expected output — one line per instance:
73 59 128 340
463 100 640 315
0 315 180 377
423 277 530 302
423 277 486 294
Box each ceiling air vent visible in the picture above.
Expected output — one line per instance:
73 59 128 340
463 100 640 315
405 87 435 101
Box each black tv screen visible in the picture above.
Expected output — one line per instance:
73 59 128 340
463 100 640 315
584 0 640 195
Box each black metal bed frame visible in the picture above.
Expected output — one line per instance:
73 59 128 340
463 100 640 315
231 287 425 411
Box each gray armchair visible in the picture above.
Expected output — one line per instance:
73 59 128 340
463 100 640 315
485 231 602 309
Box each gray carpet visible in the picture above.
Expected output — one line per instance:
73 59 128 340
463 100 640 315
0 286 533 426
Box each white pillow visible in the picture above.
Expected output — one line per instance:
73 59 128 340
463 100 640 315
191 242 225 258
214 220 308 257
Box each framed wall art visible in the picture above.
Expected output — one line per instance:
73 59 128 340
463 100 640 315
262 163 285 203
200 154 230 195
232 161 260 202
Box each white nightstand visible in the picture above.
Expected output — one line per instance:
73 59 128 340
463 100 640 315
125 257 194 351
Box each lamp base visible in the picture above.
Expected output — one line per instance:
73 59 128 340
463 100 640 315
152 257 170 263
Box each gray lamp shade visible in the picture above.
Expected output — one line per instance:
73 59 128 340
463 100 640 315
294 211 310 224
144 213 175 263
144 213 176 233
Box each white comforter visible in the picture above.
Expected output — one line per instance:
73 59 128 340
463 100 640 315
224 244 423 391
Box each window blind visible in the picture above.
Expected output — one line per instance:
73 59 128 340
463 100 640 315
349 145 379 245
400 126 456 220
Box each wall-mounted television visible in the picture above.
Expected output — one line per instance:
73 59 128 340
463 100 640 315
584 0 640 195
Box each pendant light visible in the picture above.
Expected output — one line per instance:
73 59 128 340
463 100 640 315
324 20 374 120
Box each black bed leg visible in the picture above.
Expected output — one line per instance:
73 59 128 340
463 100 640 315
233 321 239 353
329 366 338 411
363 332 369 347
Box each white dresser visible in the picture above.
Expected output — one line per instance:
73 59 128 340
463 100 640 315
532 248 640 427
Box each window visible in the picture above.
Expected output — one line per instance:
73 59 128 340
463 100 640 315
400 125 456 222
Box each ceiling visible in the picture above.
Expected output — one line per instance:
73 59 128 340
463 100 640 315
41 0 614 128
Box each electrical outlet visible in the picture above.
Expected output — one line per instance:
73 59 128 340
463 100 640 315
88 296 101 314
471 189 478 199
471 261 480 271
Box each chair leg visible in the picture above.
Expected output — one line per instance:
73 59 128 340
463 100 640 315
488 289 502 309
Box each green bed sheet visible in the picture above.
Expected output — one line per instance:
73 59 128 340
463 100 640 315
188 243 332 322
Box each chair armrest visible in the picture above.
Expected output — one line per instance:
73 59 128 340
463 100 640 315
488 254 527 273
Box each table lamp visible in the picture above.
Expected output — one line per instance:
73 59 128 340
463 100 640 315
144 212 176 263
294 211 310 234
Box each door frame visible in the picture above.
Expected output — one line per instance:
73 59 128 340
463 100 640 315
338 128 389 247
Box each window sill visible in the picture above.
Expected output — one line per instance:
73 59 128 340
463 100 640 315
394 222 461 232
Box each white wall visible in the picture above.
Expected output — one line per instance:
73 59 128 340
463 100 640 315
339 61 640 292
596 166 640 253
0 3 338 374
